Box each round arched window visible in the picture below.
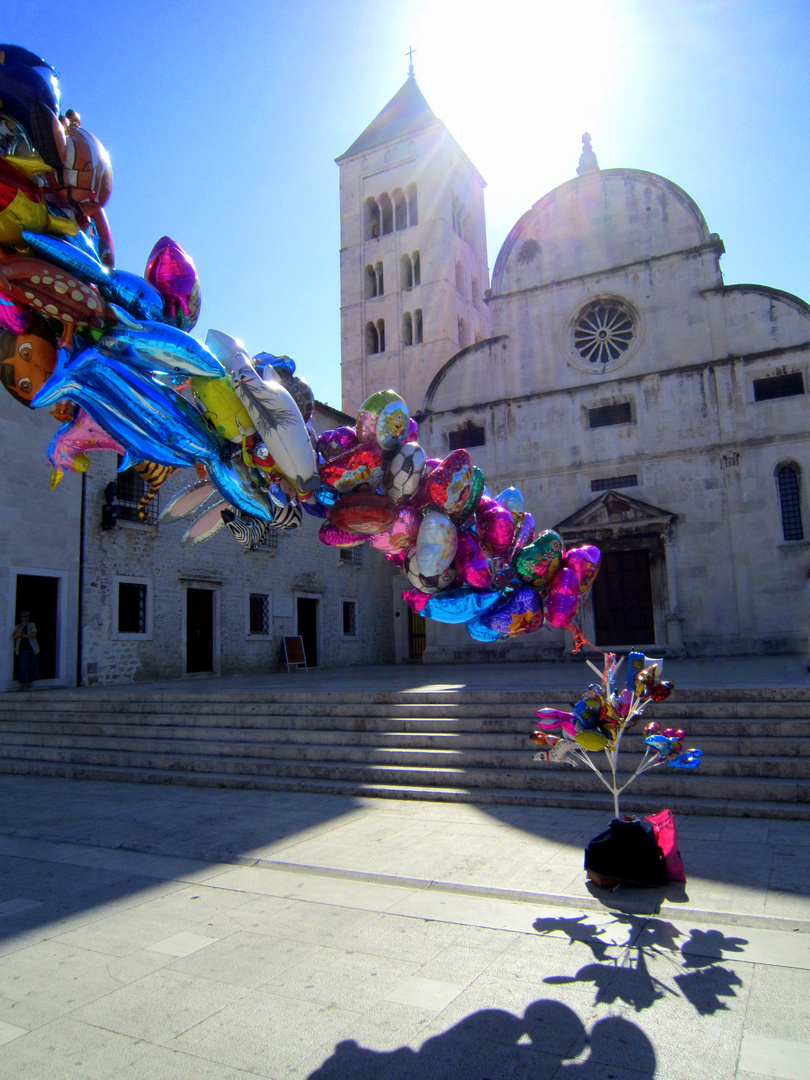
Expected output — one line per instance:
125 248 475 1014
573 300 635 367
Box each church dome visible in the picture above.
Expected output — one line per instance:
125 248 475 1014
491 169 712 296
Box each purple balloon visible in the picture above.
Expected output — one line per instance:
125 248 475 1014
476 497 516 556
144 236 201 330
317 426 359 460
545 566 580 628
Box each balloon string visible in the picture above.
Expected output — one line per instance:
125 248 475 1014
571 625 597 654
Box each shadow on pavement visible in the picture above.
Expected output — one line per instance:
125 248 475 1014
308 999 656 1079
536 913 748 1016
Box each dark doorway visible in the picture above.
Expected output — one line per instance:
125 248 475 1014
186 588 214 673
297 597 318 667
14 574 59 680
592 548 655 646
408 607 426 661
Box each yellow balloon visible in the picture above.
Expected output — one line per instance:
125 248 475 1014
575 729 609 751
190 375 255 442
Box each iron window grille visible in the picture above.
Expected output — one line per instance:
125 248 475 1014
118 582 147 634
591 475 639 492
339 546 363 566
343 601 357 636
777 466 804 541
249 593 270 635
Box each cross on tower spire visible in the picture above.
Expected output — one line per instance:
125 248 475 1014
405 45 416 79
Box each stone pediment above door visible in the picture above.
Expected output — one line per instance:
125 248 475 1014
554 490 677 542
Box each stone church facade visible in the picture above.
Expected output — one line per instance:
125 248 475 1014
339 77 809 662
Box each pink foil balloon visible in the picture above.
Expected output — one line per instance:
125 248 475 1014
318 441 385 493
544 566 580 629
476 496 516 556
0 297 33 333
144 236 201 330
366 505 421 553
48 407 125 475
402 588 430 614
425 449 474 515
318 520 367 547
564 545 601 596
454 531 495 589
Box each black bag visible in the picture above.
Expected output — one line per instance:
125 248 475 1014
584 817 668 887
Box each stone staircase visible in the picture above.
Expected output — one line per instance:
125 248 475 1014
0 687 808 818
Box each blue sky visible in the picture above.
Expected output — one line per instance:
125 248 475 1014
6 0 810 410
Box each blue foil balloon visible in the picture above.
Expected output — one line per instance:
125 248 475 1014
101 316 225 378
668 749 702 770
422 587 500 625
22 231 166 321
465 586 544 641
254 352 296 378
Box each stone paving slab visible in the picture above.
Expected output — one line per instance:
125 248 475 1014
0 775 809 1078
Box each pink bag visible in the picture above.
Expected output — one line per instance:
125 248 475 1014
645 809 687 883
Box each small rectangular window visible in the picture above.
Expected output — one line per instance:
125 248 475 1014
115 463 160 525
448 423 486 450
118 582 147 634
588 402 632 429
249 593 270 635
343 601 357 637
340 546 363 565
753 373 804 401
591 475 638 492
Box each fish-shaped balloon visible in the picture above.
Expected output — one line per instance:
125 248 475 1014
101 310 224 378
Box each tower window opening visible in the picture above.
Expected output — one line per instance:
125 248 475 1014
414 308 423 344
407 183 418 226
401 253 413 290
471 276 479 308
365 321 379 355
380 192 393 235
394 188 407 231
375 261 384 295
365 264 377 298
403 312 413 347
377 318 386 352
364 197 380 240
458 316 467 348
455 260 464 295
777 465 804 541
413 251 421 285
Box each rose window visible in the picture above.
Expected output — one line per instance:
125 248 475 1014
573 301 635 366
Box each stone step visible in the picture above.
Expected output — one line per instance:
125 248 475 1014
1 730 809 780
0 724 805 757
0 743 807 802
3 696 810 719
2 712 809 738
1 756 809 819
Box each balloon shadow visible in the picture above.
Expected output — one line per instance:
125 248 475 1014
308 998 655 1080
532 913 748 1016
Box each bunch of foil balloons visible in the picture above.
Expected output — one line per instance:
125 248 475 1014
531 651 702 816
0 44 601 637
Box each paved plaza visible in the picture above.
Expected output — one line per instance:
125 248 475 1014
0 771 808 1079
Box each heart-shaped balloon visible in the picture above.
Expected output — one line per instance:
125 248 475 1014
455 466 486 524
563 545 601 596
402 588 430 613
475 496 516 556
366 505 422 552
465 586 544 641
425 449 473 515
329 492 397 535
416 509 458 576
454 531 495 589
505 511 536 562
511 529 564 592
318 441 385 493
544 565 580 629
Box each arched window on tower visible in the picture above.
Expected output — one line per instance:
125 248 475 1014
458 316 467 348
365 265 377 299
375 261 384 295
365 322 379 355
401 254 413 290
413 251 421 285
777 464 804 540
471 276 479 308
379 193 393 235
377 318 386 352
414 308 423 344
407 183 418 226
394 189 407 231
403 312 413 347
455 261 464 295
364 198 380 240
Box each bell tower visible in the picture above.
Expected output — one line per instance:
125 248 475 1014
336 70 490 416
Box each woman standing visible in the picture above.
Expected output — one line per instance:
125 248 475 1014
12 610 39 690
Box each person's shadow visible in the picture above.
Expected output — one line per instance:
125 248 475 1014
308 998 655 1079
